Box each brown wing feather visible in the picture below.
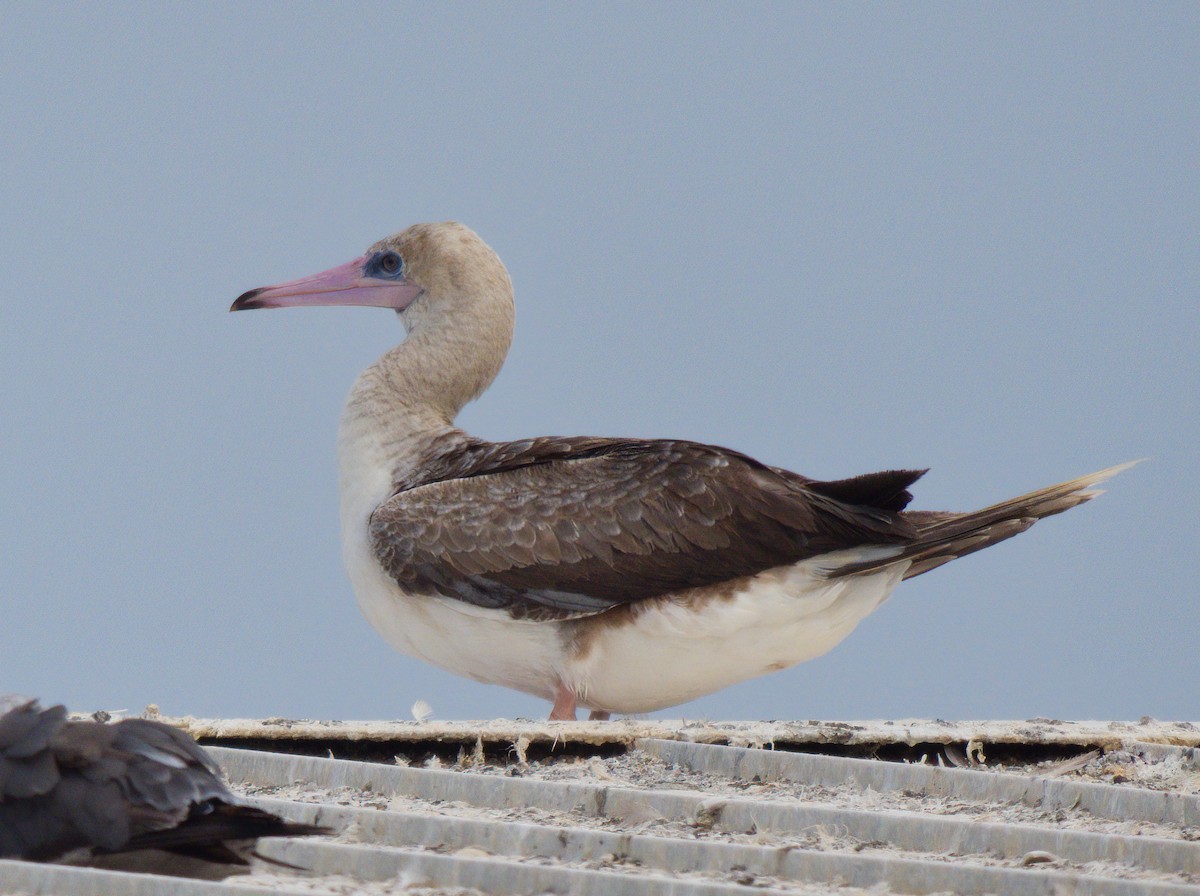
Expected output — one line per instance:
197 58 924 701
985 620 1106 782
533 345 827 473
370 437 923 620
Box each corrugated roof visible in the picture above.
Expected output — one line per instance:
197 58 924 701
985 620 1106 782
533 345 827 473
3 717 1198 895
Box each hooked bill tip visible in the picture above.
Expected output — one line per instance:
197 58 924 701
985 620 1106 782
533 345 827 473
230 288 265 311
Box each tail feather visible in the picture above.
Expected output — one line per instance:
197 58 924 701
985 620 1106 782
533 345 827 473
121 803 329 863
829 461 1138 579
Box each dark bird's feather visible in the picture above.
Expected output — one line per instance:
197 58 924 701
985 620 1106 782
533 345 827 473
0 697 326 864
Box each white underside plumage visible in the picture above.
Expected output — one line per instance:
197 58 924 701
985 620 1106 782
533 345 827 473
566 555 908 713
338 412 910 714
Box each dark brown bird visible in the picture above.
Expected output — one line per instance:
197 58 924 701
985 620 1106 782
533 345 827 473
0 696 324 865
231 222 1132 721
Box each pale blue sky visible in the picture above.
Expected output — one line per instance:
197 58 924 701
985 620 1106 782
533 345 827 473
3 5 1196 722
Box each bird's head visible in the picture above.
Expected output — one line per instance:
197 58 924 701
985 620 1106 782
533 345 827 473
232 222 516 417
232 221 513 334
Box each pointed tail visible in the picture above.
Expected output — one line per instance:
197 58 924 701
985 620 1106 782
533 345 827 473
830 461 1138 579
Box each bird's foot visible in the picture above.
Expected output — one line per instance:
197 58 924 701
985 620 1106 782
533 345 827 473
550 685 612 721
549 683 576 721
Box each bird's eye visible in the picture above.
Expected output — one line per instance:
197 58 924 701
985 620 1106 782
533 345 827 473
365 250 405 280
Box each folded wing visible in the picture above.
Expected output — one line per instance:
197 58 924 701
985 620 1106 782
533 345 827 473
370 437 926 620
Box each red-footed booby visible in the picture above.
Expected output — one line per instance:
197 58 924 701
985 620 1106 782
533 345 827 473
231 222 1130 721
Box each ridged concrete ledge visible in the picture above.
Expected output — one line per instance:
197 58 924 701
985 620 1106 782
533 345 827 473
211 746 1200 878
253 795 1200 896
0 860 305 896
259 838 784 896
9 721 1197 896
157 715 1200 750
640 737 1200 825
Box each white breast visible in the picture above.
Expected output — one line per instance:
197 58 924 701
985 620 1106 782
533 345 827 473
337 401 566 702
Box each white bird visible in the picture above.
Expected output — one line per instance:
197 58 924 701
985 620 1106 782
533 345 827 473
232 222 1129 721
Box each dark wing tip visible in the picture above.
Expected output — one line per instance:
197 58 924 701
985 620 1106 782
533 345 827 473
230 288 265 311
807 468 927 514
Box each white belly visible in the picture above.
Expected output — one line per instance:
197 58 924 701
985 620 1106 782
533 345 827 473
345 540 566 701
564 554 908 713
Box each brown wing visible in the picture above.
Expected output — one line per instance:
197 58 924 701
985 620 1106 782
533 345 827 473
369 437 924 620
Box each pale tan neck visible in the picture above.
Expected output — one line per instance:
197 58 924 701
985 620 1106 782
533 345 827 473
338 354 464 523
339 299 510 474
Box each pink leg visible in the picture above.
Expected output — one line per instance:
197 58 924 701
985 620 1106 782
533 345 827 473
549 683 577 721
588 710 611 721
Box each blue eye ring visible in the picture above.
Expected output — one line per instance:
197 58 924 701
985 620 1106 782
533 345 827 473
366 251 404 279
